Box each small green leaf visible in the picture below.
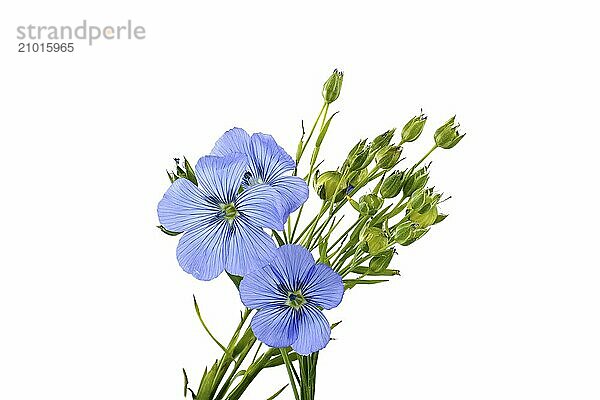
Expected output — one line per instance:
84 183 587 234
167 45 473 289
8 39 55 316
434 213 448 224
183 368 189 397
343 279 388 290
352 266 400 276
331 321 342 330
183 157 198 185
265 351 299 368
272 230 285 247
157 225 182 236
227 273 243 289
266 384 289 400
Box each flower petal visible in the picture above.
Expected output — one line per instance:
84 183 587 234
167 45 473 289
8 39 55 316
300 263 344 309
157 178 218 232
251 305 299 348
270 245 315 292
176 218 230 280
239 265 287 309
211 127 251 157
291 304 331 355
236 184 285 231
270 175 310 216
249 133 295 183
226 216 277 277
194 154 247 203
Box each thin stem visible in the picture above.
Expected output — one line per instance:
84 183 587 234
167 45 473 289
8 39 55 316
193 295 231 356
414 144 437 169
280 348 301 400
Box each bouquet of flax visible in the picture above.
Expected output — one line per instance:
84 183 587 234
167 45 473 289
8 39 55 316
157 70 465 400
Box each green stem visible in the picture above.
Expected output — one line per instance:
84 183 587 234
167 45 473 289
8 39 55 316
280 348 301 400
414 144 437 169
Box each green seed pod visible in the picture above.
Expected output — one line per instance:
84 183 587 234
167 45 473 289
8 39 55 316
322 69 344 104
371 129 395 153
380 170 404 199
393 222 414 245
314 171 346 202
402 167 429 197
401 113 427 143
408 205 438 228
360 227 388 255
434 116 465 149
369 249 394 273
375 145 402 170
358 193 383 216
348 168 369 188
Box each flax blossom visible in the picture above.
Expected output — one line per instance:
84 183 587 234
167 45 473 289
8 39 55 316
211 128 309 224
157 154 284 280
239 245 344 355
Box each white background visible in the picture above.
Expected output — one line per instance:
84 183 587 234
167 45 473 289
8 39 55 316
1 1 599 399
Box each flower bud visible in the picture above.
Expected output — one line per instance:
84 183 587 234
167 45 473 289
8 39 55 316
375 145 402 170
369 249 394 273
358 194 383 216
434 116 465 149
314 171 346 202
401 113 427 143
360 227 388 255
168 157 197 185
348 147 372 171
371 129 395 153
402 167 429 197
348 168 369 188
380 171 404 199
393 221 414 245
322 69 344 104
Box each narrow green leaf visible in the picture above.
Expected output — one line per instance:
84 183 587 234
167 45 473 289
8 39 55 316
227 273 243 289
183 157 198 185
266 384 289 400
183 368 189 397
343 279 388 290
271 230 285 246
156 225 182 236
352 266 400 276
331 321 342 330
265 352 299 368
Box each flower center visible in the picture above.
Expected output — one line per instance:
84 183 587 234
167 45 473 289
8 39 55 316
286 290 306 309
220 202 238 222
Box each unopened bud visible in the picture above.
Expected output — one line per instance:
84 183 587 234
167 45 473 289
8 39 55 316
375 145 402 170
322 69 344 104
434 116 465 149
401 113 427 143
358 194 383 216
380 171 404 198
369 249 394 273
360 227 388 255
402 167 429 197
371 129 395 152
314 171 346 202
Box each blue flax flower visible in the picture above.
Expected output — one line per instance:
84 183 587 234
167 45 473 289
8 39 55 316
157 154 284 280
211 128 309 224
239 245 344 355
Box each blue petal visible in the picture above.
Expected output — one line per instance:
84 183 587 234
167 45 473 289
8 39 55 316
226 216 277 276
291 304 331 355
250 305 299 348
194 154 247 203
300 263 344 309
211 128 251 157
239 265 287 310
236 184 285 231
270 245 315 292
176 218 231 280
271 176 310 217
157 178 218 232
249 133 295 183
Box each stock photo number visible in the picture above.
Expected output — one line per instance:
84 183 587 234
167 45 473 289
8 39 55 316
18 42 74 53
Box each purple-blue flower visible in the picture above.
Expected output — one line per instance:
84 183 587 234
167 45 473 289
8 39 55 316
211 128 309 224
239 245 344 355
157 154 284 280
